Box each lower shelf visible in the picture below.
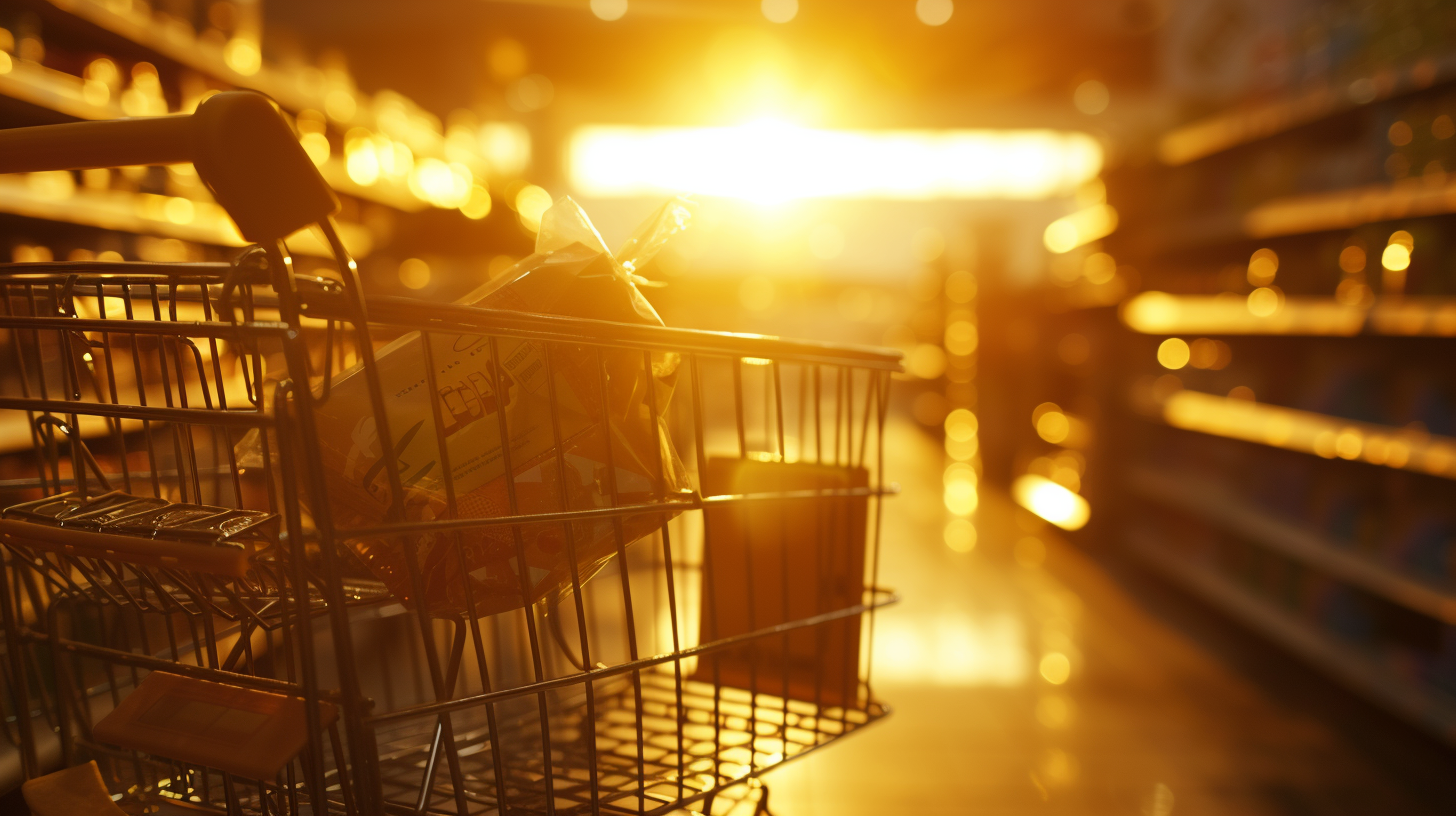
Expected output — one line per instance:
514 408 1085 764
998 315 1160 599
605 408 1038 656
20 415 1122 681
1126 531 1456 745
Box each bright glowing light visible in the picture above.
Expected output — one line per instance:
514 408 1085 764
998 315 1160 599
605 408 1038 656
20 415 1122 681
1160 389 1456 479
410 158 472 208
399 258 431 290
1073 80 1109 115
591 0 627 21
1121 291 1368 335
163 196 194 225
809 223 844 259
325 89 357 123
944 518 976 552
1036 411 1071 444
461 185 492 219
569 122 1102 202
1247 287 1282 317
762 0 797 23
907 344 946 379
299 132 330 166
1012 474 1090 531
1156 337 1190 369
1247 248 1278 285
514 185 554 231
945 408 978 441
916 0 954 26
345 132 380 186
1039 652 1072 684
944 320 977 355
1382 243 1411 271
873 613 1028 686
479 122 532 175
223 38 261 76
1043 204 1118 252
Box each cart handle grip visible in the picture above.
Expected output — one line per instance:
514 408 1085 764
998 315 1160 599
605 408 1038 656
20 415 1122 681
0 91 338 244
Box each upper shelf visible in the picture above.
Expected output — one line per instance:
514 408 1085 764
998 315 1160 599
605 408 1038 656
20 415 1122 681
1122 292 1456 337
1159 51 1456 166
1151 175 1456 253
2 1 530 218
1141 386 1456 483
0 174 373 259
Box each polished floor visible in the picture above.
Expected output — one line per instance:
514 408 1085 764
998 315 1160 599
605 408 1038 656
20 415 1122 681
761 416 1453 816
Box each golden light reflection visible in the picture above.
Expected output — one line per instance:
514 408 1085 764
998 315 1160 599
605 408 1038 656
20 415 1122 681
943 465 978 516
944 518 976 552
398 258 430 290
874 613 1028 686
514 184 553 231
1121 291 1379 335
1043 203 1117 253
1159 388 1456 479
1247 247 1278 285
1039 652 1072 684
1246 286 1282 316
1031 403 1090 449
945 408 978 441
1156 337 1190 369
916 0 955 26
1012 475 1090 531
569 123 1102 202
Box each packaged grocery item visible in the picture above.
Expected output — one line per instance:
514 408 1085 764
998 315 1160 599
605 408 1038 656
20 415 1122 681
693 456 869 708
244 197 693 617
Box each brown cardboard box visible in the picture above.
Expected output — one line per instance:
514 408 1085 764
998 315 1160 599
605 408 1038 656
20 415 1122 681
694 457 868 708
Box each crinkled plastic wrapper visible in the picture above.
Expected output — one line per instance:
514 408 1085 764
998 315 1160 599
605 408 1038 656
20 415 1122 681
241 197 694 617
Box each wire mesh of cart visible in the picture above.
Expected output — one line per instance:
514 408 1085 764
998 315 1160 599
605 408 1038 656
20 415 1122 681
0 92 903 816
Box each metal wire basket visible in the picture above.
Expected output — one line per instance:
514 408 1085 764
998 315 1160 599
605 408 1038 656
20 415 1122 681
0 92 901 816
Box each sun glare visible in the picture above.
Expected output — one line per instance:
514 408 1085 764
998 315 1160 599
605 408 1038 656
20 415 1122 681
568 121 1102 202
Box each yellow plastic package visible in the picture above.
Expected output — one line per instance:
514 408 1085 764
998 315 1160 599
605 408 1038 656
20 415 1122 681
248 197 693 617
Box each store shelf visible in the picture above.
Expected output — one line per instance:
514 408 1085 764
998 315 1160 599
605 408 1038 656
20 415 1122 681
0 59 450 216
1146 388 1456 482
1127 531 1456 744
0 176 374 258
45 0 341 125
317 160 429 214
1126 465 1456 625
1243 176 1456 239
1152 175 1456 252
1159 52 1456 166
0 55 123 121
1121 292 1456 337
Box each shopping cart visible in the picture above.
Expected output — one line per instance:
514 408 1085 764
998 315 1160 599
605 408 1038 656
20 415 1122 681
0 91 902 815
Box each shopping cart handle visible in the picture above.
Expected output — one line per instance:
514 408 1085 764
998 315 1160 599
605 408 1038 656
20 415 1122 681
0 91 338 244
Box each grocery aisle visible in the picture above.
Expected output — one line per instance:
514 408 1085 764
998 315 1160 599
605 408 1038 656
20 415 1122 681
764 416 1447 816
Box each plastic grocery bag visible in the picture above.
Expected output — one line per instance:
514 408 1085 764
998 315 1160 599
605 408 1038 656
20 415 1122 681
242 197 693 617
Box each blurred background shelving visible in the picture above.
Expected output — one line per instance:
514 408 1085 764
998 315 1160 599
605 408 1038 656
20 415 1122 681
1099 0 1456 753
